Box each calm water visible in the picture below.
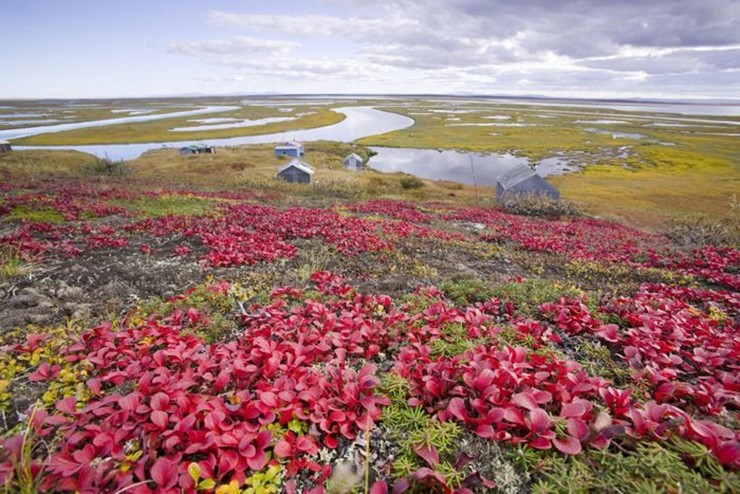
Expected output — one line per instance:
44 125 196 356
486 98 740 117
14 107 414 161
367 147 577 186
0 106 240 141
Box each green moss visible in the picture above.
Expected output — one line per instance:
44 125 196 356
576 340 631 386
5 206 65 223
0 255 28 278
430 322 483 358
119 195 217 217
441 277 584 318
131 282 241 343
508 438 737 494
379 375 463 485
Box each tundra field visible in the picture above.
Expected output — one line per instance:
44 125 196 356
0 96 738 493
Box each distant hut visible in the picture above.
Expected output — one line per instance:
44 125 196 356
496 164 559 202
343 153 363 171
0 140 11 154
179 143 216 156
277 159 315 184
274 141 304 158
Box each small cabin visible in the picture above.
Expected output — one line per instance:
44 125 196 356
0 140 11 154
179 144 216 156
343 153 363 171
277 159 314 184
274 141 304 158
496 164 559 202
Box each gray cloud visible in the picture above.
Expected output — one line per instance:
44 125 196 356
176 1 740 97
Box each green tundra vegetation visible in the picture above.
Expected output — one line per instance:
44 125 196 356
356 101 739 227
3 97 739 228
14 105 346 145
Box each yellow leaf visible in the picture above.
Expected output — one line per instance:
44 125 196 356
215 480 241 494
198 479 216 490
188 462 201 483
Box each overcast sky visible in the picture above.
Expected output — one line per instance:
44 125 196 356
2 0 739 99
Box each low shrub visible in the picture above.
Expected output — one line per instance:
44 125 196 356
88 156 129 176
310 179 366 200
400 175 425 190
663 214 738 249
501 193 580 219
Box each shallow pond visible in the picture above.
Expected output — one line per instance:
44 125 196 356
367 147 578 186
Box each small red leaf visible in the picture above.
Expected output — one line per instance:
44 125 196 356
414 444 439 467
296 436 318 455
553 436 582 455
151 457 178 488
447 397 468 422
370 480 388 494
151 410 168 429
274 439 292 458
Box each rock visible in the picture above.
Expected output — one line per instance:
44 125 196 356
9 291 42 308
37 300 56 311
56 283 84 300
25 312 52 325
71 304 92 321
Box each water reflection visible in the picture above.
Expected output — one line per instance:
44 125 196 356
367 147 578 186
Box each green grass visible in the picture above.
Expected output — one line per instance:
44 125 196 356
441 277 585 317
548 144 739 226
120 195 217 217
5 206 65 223
0 255 29 279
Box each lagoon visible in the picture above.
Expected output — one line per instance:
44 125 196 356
367 147 577 186
13 107 415 161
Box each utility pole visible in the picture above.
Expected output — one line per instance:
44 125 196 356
470 154 479 204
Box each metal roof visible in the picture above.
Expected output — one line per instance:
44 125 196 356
275 141 303 150
180 143 212 150
277 159 315 175
497 164 537 189
343 153 362 162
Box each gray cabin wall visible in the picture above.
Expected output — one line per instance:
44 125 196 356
278 169 311 184
275 148 301 158
511 176 559 199
497 176 559 201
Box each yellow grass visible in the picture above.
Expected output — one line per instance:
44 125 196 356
0 150 100 178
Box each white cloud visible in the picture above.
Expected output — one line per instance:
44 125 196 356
168 36 299 58
207 10 419 39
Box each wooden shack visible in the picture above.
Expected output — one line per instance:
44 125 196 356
274 141 304 158
179 144 216 156
343 153 363 171
277 159 315 184
496 164 559 202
